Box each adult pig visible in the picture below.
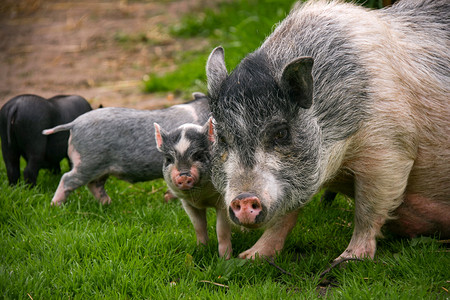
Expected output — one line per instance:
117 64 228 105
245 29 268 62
206 0 449 260
43 93 210 206
0 94 92 186
154 120 232 258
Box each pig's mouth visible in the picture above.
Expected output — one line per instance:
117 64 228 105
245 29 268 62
177 183 196 191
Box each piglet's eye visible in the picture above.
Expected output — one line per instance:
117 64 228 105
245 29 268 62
165 155 174 164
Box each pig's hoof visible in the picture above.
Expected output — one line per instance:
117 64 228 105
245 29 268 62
219 246 233 259
238 251 255 259
219 251 232 260
100 197 112 205
50 200 62 206
330 256 365 272
238 248 276 260
337 242 376 261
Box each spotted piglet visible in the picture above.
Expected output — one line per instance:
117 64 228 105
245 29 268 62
154 119 232 259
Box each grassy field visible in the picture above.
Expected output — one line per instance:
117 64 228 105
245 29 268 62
0 144 449 299
143 0 386 96
1 0 449 298
144 0 297 95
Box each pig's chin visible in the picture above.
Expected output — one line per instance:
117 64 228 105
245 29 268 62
228 217 267 229
228 208 277 229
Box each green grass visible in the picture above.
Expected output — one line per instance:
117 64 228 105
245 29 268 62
143 0 296 96
0 144 449 299
143 0 387 96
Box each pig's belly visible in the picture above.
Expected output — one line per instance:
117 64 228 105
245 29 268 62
385 194 450 239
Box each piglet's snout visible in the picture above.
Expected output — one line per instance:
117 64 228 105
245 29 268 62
174 172 195 190
229 193 264 226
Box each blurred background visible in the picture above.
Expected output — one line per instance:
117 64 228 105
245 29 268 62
0 0 392 110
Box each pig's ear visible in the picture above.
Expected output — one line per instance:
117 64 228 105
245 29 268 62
202 117 216 143
206 46 228 99
280 57 314 109
154 123 165 151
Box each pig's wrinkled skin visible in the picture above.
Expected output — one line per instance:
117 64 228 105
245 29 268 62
0 94 92 186
154 120 232 258
206 0 449 260
43 93 209 206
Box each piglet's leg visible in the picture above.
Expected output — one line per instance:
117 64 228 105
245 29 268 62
239 208 299 259
216 205 232 259
87 175 111 205
164 190 177 202
181 200 209 246
51 143 88 206
51 171 78 206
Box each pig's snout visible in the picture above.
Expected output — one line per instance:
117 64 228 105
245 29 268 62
174 172 195 190
229 193 266 227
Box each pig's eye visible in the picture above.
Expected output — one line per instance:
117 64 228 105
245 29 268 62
165 155 174 164
273 127 290 145
218 135 227 145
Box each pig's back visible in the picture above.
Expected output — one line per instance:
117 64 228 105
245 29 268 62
261 0 449 190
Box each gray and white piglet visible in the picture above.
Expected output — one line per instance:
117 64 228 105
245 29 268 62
154 119 232 258
43 93 209 206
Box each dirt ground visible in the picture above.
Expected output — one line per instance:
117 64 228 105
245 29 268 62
0 0 212 110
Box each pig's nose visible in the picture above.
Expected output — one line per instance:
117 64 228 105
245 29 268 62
175 173 194 190
229 193 265 226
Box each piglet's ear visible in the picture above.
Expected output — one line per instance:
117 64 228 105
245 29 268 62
206 46 228 99
280 57 314 109
153 123 165 151
202 117 216 143
192 92 206 100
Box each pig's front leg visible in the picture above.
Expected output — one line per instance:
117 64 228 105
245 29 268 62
239 209 299 259
338 152 414 260
180 200 209 246
215 205 232 259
